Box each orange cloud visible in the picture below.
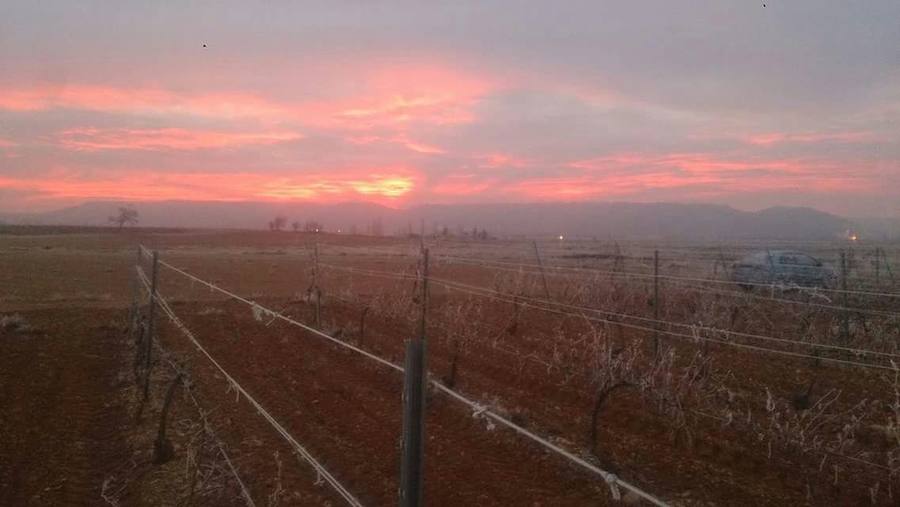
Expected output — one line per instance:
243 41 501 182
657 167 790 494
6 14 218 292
0 170 416 205
258 174 414 200
58 127 303 151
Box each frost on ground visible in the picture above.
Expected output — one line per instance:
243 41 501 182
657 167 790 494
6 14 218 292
0 313 30 333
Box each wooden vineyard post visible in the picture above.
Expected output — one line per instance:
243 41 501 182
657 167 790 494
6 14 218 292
653 249 660 359
532 240 551 299
400 248 428 507
153 373 183 464
840 250 850 342
143 250 159 401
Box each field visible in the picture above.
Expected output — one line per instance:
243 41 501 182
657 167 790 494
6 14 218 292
2 228 899 506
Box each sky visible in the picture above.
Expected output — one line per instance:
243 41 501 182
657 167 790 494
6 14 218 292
1 1 898 217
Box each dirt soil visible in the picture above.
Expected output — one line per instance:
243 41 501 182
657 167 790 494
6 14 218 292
0 307 130 505
1 227 898 506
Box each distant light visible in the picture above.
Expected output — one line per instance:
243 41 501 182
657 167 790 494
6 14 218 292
558 235 565 241
850 235 858 241
337 229 342 233
315 228 320 233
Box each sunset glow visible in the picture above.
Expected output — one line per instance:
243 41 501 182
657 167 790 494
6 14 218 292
0 2 897 217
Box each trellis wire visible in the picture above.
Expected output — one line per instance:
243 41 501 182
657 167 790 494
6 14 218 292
320 250 898 316
149 252 668 506
137 266 364 507
318 263 899 370
321 263 900 474
435 254 900 299
151 338 257 507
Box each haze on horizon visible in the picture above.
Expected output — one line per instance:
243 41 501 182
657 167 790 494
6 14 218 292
1 1 898 218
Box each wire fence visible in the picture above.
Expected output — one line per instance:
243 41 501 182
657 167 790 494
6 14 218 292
136 263 364 507
318 262 900 371
133 239 900 505
138 246 669 506
151 338 257 507
432 254 900 301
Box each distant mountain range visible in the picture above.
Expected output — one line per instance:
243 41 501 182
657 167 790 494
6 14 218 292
1 200 897 241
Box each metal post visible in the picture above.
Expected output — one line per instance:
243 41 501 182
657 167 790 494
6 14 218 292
419 218 425 253
840 250 850 342
532 240 551 299
400 248 428 507
143 250 159 400
314 243 321 329
419 248 429 340
400 340 425 507
129 246 142 337
653 249 660 358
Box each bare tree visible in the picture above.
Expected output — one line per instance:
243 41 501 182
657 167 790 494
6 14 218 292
291 221 301 232
269 216 287 231
109 207 139 230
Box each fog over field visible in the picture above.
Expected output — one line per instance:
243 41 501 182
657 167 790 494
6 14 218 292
2 200 899 241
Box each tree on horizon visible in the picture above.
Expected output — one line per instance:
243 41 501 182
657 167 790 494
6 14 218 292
109 207 139 230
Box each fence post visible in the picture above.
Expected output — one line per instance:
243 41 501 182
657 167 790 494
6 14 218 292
143 250 159 400
840 250 850 342
153 373 183 464
613 241 624 279
129 246 142 334
653 249 660 358
400 248 428 507
419 218 425 252
874 248 881 286
314 242 321 329
131 246 144 380
881 248 895 284
532 240 551 299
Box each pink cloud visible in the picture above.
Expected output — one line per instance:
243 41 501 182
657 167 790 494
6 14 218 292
58 127 303 151
0 85 287 119
571 152 810 176
338 65 490 123
347 134 446 155
478 153 531 169
742 131 877 146
431 175 495 196
520 151 882 200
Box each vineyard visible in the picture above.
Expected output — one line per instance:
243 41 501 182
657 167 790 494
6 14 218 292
2 230 899 505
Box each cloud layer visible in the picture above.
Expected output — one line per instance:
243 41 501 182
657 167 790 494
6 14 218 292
1 1 898 217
